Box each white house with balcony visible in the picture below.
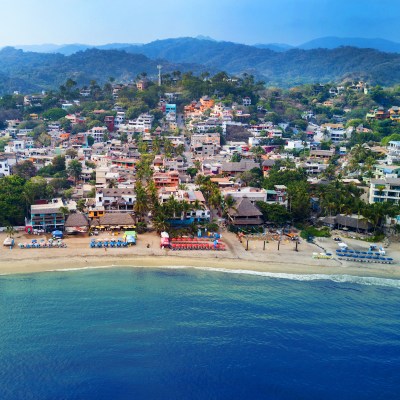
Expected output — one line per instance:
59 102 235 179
369 178 400 204
386 141 400 165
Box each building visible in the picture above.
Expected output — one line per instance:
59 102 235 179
221 160 260 176
386 141 400 165
30 199 67 232
89 127 108 143
153 171 180 188
127 114 154 132
369 178 400 204
96 188 136 212
227 197 263 227
0 157 11 176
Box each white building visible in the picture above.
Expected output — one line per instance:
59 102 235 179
369 177 400 204
386 141 400 165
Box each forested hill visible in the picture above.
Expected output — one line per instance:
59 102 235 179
2 39 400 93
0 47 201 94
122 38 400 86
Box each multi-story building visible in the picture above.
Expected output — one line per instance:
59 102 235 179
369 177 400 204
153 171 180 188
386 141 400 165
89 127 107 143
30 198 67 232
95 188 136 212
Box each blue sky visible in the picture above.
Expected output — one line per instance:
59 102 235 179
2 0 400 46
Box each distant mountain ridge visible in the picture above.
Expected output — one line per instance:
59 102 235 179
1 37 400 93
298 36 400 53
8 35 400 56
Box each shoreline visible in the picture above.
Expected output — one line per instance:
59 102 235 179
1 231 399 280
1 254 400 280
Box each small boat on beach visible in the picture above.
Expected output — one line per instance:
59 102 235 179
3 237 14 247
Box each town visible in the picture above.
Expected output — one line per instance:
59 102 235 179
0 70 400 264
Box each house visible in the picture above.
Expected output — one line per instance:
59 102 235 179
386 141 400 165
262 159 276 176
64 213 90 234
227 197 264 226
153 171 180 188
136 79 148 91
309 149 335 159
221 160 260 176
242 97 251 106
96 188 136 212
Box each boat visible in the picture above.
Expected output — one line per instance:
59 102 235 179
3 237 14 247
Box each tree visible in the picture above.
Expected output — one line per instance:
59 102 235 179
67 160 82 184
59 206 70 221
24 177 52 205
76 199 86 212
186 167 198 179
231 153 241 162
0 175 27 226
5 225 17 238
134 181 148 221
43 108 68 121
256 202 290 225
66 148 78 159
13 160 36 180
87 135 95 146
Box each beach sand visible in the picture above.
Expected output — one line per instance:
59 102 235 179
0 231 399 279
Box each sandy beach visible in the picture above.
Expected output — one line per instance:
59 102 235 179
0 230 399 279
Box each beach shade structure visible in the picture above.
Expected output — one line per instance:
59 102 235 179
125 235 136 245
52 230 63 239
338 242 348 249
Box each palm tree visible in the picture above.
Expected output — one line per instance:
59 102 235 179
5 225 16 238
134 181 148 221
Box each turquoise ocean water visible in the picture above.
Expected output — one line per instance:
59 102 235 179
0 266 399 399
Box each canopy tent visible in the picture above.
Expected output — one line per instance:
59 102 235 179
123 231 137 239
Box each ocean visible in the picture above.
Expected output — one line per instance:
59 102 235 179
0 266 399 400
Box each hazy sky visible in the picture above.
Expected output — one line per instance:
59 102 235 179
2 0 400 46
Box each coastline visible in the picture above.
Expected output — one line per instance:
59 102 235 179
1 231 399 279
1 254 400 280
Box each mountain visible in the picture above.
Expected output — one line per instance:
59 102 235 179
10 43 143 56
121 38 400 86
298 37 400 53
253 43 294 52
0 47 201 94
2 38 400 93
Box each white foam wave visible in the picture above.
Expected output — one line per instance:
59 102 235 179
192 267 400 289
39 264 400 289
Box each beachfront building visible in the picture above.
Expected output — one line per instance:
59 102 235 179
95 188 136 212
64 213 90 234
227 197 264 227
30 199 68 232
90 213 136 230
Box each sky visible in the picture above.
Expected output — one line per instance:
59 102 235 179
2 0 400 46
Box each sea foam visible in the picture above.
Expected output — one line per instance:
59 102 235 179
43 264 400 289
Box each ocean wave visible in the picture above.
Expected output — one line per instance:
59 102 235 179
43 264 400 289
192 267 400 289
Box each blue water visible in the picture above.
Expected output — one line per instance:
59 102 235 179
0 267 400 400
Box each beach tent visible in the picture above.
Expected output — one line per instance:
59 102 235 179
123 231 137 239
52 230 63 239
